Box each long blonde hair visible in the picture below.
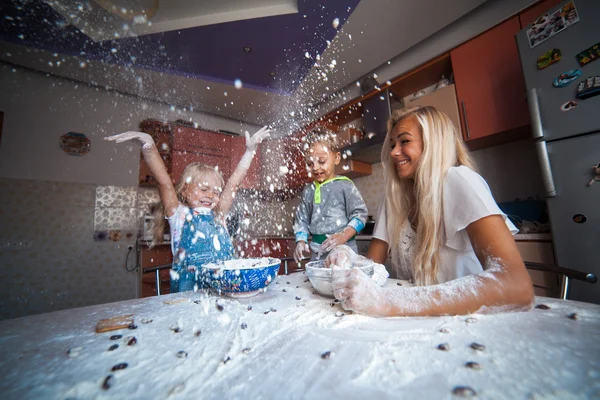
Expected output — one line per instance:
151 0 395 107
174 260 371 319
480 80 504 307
381 106 476 285
151 163 225 246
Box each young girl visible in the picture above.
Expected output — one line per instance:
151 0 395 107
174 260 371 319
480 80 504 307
105 126 271 293
293 128 368 262
326 106 534 316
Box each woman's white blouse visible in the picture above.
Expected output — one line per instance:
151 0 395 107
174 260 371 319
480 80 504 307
373 166 518 283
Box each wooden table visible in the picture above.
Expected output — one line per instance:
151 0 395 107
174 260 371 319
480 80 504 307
1 272 599 399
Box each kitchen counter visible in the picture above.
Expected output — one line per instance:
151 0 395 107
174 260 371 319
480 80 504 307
1 273 599 399
248 234 551 242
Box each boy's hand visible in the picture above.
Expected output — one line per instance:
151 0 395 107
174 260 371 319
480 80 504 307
294 241 310 264
324 245 357 268
104 131 155 150
245 126 272 152
320 227 355 254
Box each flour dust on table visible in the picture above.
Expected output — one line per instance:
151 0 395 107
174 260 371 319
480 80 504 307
0 273 599 399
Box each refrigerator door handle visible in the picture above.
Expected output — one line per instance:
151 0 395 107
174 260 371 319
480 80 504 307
528 88 544 139
535 141 556 197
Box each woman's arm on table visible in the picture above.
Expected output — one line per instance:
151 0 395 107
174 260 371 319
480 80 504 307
332 215 534 317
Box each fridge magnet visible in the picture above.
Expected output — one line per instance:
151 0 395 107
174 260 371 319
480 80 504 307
526 0 579 49
575 42 600 66
588 163 600 186
575 75 600 99
552 69 581 87
537 48 562 69
572 214 587 224
560 100 578 112
60 132 91 156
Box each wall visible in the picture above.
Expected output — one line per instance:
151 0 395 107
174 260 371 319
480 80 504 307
0 65 260 320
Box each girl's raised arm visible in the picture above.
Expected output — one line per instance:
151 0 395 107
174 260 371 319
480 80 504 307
104 131 179 217
219 126 272 215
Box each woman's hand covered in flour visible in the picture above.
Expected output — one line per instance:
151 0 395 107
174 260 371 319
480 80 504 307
324 244 356 268
104 131 155 150
294 241 310 264
245 126 272 152
331 267 382 315
320 228 354 254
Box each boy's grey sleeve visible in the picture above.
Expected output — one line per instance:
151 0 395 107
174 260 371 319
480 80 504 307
345 182 368 233
293 187 312 242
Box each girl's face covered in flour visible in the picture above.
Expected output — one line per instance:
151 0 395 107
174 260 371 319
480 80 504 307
182 172 222 209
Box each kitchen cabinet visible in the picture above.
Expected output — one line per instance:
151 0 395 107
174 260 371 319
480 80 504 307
283 136 311 191
170 125 231 183
405 84 462 134
138 119 172 186
230 135 261 189
139 243 172 297
519 0 565 28
515 240 560 298
451 16 531 146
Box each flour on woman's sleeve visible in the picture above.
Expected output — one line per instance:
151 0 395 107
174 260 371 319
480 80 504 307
443 166 517 251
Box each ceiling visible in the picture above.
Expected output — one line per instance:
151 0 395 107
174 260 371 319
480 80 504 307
0 0 488 131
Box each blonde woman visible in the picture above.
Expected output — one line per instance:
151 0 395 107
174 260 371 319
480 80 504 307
326 106 534 316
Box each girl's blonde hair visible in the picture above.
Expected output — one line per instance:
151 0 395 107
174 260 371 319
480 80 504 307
151 163 224 245
381 106 476 286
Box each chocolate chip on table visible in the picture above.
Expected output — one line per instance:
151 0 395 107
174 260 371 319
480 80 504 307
270 307 277 312
223 356 231 364
242 347 251 354
127 337 137 346
335 311 344 317
128 324 137 330
452 386 477 397
215 300 224 312
296 286 300 288
241 322 248 330
396 282 402 286
568 313 578 320
295 296 301 300
194 329 202 337
321 351 334 359
470 343 485 351
282 289 287 292
439 328 451 334
108 344 119 351
176 351 188 359
110 335 122 340
67 347 83 358
170 324 182 333
312 291 317 295
247 305 253 311
465 317 477 324
286 281 291 284
304 279 309 283
102 375 115 390
264 310 270 315
111 362 128 371
465 361 481 370
437 343 450 351
141 318 153 324
535 304 551 310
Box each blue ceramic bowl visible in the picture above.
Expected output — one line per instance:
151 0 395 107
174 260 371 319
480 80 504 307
200 258 281 298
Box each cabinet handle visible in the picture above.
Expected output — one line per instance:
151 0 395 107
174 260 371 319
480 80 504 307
461 101 471 140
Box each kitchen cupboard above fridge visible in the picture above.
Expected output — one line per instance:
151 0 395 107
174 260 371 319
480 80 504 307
516 0 600 304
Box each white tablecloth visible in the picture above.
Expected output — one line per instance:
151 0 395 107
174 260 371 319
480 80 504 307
1 272 599 399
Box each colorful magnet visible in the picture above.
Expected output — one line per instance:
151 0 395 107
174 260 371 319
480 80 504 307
576 75 600 99
576 42 600 66
60 132 91 156
572 214 587 224
560 100 578 112
537 48 562 69
553 69 581 88
526 0 579 49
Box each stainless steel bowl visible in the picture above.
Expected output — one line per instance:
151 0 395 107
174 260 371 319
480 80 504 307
305 260 374 297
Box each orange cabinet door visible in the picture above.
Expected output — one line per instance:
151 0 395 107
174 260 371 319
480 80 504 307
451 16 530 141
284 137 311 191
230 135 261 189
171 150 231 184
172 126 231 157
519 0 565 28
